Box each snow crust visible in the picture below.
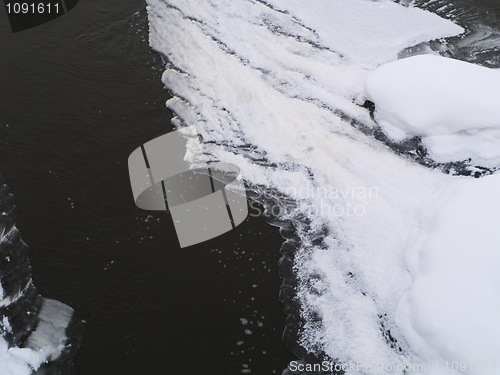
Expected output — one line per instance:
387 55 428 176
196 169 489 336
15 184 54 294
145 0 500 373
366 54 500 167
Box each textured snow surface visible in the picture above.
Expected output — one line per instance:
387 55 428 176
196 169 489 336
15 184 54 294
146 0 499 373
366 54 500 167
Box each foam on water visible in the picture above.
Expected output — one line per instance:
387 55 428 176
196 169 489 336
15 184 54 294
146 0 497 373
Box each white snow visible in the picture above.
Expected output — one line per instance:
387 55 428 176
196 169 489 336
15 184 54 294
398 172 500 375
0 298 72 375
365 54 500 372
267 0 463 67
0 338 45 375
366 54 500 167
146 0 500 374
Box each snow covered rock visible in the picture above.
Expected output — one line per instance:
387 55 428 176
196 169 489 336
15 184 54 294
366 54 500 167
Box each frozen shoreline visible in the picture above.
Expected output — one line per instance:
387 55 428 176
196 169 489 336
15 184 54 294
146 0 499 373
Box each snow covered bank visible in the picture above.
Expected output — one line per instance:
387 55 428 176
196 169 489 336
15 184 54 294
399 172 500 375
145 0 500 373
366 54 500 167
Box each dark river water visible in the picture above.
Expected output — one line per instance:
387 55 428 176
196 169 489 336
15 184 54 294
0 0 498 374
0 1 293 374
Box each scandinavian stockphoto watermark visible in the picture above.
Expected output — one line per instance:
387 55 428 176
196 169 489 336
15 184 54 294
128 126 249 248
249 184 379 219
128 127 379 247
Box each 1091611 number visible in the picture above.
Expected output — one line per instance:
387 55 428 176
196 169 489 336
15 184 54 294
5 2 60 14
4 0 78 32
